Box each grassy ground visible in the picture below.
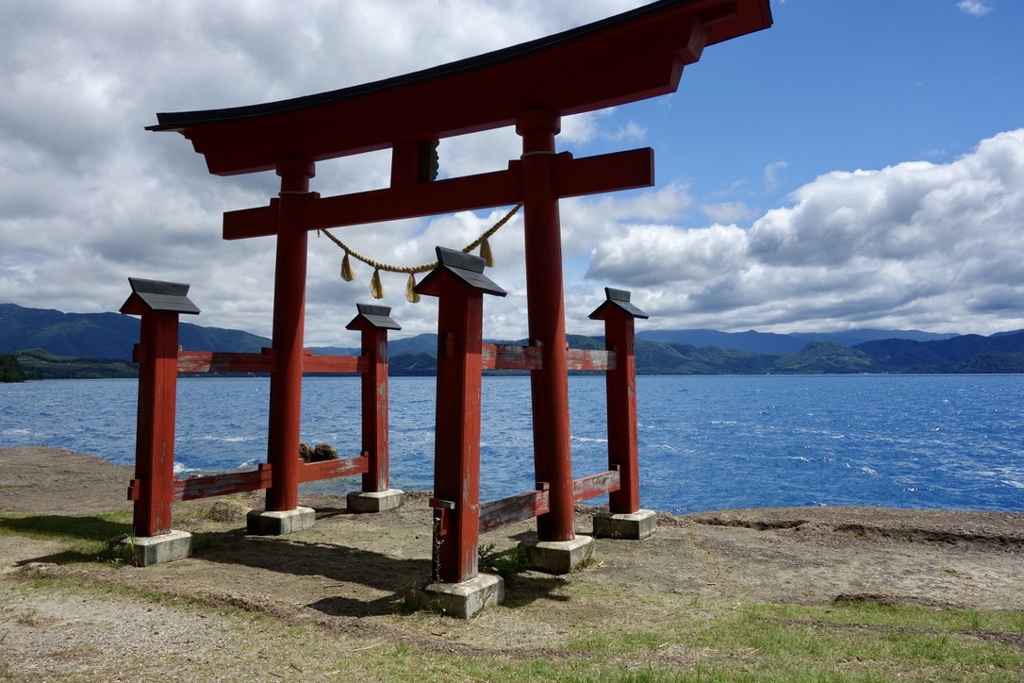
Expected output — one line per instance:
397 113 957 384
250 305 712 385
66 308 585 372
2 508 1023 682
4 573 1023 682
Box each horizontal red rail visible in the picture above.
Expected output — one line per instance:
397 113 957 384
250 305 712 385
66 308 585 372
479 488 550 533
177 350 277 374
302 353 365 374
135 456 370 504
477 469 621 533
297 455 369 483
168 463 273 502
179 344 608 374
567 348 615 372
178 349 367 375
572 468 621 503
481 343 542 370
481 343 615 371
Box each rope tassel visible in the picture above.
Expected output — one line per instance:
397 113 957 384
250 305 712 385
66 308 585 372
479 237 494 268
340 251 355 282
370 268 384 299
406 273 420 303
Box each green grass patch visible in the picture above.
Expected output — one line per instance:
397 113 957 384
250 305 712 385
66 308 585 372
525 599 1024 682
762 600 1024 636
0 510 133 561
676 601 1024 682
478 542 533 581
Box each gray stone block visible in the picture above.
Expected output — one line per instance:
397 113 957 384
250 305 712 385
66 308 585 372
405 573 505 619
521 535 595 574
119 529 193 566
593 509 657 540
346 489 405 513
246 507 316 535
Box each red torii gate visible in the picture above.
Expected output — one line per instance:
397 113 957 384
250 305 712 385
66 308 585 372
147 0 770 593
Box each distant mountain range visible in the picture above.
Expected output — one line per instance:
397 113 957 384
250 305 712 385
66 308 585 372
635 328 958 354
4 302 1024 378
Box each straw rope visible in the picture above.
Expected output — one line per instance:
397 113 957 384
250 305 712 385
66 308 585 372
320 203 522 302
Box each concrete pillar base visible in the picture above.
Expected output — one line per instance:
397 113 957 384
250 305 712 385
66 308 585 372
593 509 657 540
346 489 405 513
521 535 595 574
117 529 193 566
405 573 504 619
246 507 315 535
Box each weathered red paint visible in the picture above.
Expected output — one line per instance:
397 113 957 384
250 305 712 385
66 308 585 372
481 342 614 372
477 469 621 534
518 109 576 544
350 326 390 492
302 351 364 374
130 311 180 536
572 469 622 503
265 159 315 513
591 294 646 513
297 455 370 483
609 318 641 512
172 463 273 502
479 489 550 533
176 350 277 374
176 349 364 375
426 277 485 583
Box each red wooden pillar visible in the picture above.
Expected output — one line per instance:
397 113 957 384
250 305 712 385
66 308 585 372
590 288 649 514
266 158 315 512
120 278 199 537
517 110 576 543
416 248 506 583
346 304 401 493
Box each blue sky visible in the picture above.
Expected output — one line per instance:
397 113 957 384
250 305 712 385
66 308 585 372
2 1 1023 345
653 0 1022 203
576 0 1024 219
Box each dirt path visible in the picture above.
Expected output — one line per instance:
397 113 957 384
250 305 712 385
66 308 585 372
2 446 1022 680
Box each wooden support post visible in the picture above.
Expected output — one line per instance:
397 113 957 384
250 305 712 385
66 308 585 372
346 304 401 493
416 248 505 583
120 278 200 538
590 288 649 514
131 311 180 536
517 109 576 543
265 158 315 512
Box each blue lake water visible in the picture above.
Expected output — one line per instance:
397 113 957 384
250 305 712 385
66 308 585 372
2 375 1023 514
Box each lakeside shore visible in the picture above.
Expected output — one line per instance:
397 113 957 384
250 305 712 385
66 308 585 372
2 445 1023 681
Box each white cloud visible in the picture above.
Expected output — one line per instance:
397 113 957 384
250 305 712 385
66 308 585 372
957 1 993 17
701 201 758 224
585 129 1024 335
763 160 788 192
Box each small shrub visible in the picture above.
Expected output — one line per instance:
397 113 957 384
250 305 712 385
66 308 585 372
478 543 531 581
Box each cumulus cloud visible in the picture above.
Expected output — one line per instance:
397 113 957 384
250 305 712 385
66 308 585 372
585 129 1024 334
